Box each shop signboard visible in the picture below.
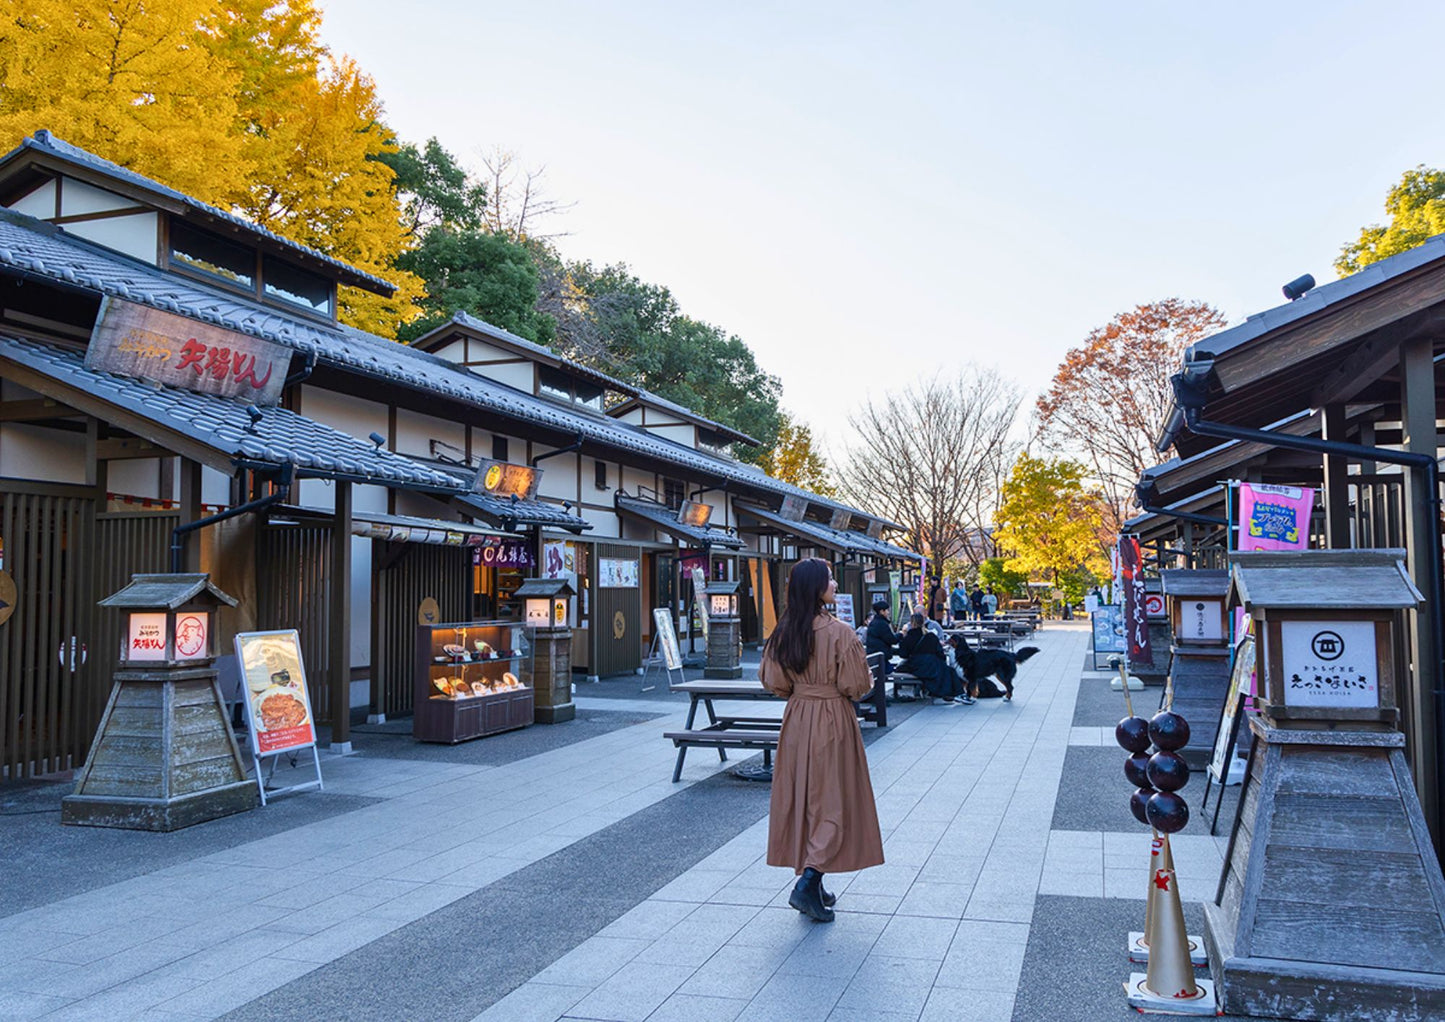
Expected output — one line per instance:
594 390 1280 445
1144 593 1166 618
1118 535 1152 662
829 508 852 531
834 593 856 627
524 600 550 627
1183 600 1224 642
235 630 317 756
779 495 808 521
86 297 288 405
127 612 169 661
472 536 534 568
471 458 540 499
691 566 710 641
866 519 883 540
678 501 712 528
1279 620 1378 709
1237 482 1313 552
599 557 639 588
653 609 682 671
1091 605 1126 654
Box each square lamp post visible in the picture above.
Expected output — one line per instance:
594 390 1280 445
1204 549 1445 1020
516 577 575 723
1160 568 1232 765
704 580 741 679
62 573 255 831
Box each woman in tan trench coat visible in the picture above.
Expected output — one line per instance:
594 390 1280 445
761 557 884 922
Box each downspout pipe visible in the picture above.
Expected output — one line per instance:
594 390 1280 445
1171 371 1445 833
531 434 583 468
170 462 293 572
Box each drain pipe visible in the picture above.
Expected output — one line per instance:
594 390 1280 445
1171 370 1445 833
531 434 583 468
169 462 293 572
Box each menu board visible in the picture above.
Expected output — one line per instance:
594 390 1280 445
691 566 710 641
599 557 639 588
653 608 682 671
235 630 317 756
1091 605 1126 654
834 593 856 628
1209 633 1255 784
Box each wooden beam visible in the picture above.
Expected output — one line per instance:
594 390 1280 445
1321 404 1352 549
0 397 81 422
177 459 202 572
94 437 168 461
1311 329 1407 406
329 482 353 751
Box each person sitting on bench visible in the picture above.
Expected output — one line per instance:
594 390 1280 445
864 600 902 676
897 613 971 704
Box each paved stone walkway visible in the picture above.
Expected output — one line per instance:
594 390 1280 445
0 622 1230 1021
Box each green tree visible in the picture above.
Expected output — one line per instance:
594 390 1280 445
994 455 1110 585
380 136 487 237
396 227 554 344
977 557 1029 600
1337 166 1445 275
760 414 835 496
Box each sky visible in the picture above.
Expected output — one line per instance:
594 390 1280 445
321 1 1445 455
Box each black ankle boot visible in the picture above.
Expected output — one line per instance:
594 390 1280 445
789 867 835 922
820 879 837 908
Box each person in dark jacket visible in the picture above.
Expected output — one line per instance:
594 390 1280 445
897 613 968 703
969 587 985 621
864 600 902 668
927 577 947 623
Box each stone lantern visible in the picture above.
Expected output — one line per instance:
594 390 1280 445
704 580 742 679
1161 568 1231 764
1204 549 1445 1020
63 573 255 831
516 577 574 723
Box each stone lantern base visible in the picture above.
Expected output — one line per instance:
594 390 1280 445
62 668 256 831
705 617 742 679
524 626 575 724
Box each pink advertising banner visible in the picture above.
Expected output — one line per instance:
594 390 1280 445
1237 483 1313 552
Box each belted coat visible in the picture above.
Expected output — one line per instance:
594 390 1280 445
761 614 885 875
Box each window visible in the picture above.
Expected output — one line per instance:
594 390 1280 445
538 366 572 403
663 479 686 510
575 380 605 412
595 461 608 490
169 221 254 290
263 256 332 317
492 436 509 463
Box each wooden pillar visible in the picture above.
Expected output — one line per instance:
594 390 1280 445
329 481 353 752
178 459 203 572
1322 403 1352 548
1400 335 1440 842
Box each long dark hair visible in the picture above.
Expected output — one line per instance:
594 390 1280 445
763 557 832 674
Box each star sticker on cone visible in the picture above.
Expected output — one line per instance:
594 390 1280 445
1153 870 1172 891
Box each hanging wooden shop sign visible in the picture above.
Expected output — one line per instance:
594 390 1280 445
85 297 289 406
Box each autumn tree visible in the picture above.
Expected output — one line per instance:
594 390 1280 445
993 455 1110 594
1035 298 1226 521
1337 165 1445 275
760 415 835 496
836 368 1021 568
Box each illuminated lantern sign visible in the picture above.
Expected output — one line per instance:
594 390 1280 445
471 458 539 499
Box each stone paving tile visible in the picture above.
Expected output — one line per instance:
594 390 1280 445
646 992 749 1022
563 960 695 1022
468 981 590 1022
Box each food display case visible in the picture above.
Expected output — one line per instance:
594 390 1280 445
413 619 534 743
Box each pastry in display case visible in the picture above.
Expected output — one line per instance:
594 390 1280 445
413 620 534 743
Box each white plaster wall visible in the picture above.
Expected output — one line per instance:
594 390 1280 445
534 451 579 501
59 177 134 216
106 458 162 499
354 483 388 514
622 467 655 497
648 424 696 447
296 387 388 447
0 423 85 483
202 465 231 506
431 340 465 363
615 408 644 426
62 213 158 265
584 509 621 538
470 360 533 392
8 179 55 218
295 477 334 510
395 407 465 460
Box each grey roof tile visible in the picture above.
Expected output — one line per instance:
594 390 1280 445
0 206 899 528
0 335 464 492
615 493 744 549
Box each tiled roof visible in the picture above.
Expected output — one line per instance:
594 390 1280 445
1 131 395 295
0 206 896 527
426 311 640 397
0 335 465 491
614 493 744 549
609 388 760 447
735 503 920 562
456 492 591 533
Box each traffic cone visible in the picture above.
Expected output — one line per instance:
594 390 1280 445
1128 835 1205 964
1125 864 1217 1014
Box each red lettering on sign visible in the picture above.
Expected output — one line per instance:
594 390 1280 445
204 346 233 380
177 338 207 373
232 353 273 390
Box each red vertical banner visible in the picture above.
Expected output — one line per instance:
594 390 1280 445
1119 535 1153 665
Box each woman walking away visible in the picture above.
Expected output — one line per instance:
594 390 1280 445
761 558 885 923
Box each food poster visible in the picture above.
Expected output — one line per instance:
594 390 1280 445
235 630 316 755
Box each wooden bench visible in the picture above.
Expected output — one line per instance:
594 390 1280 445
859 652 889 727
664 720 780 783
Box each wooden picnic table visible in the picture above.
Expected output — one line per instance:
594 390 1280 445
945 625 1015 651
666 680 783 782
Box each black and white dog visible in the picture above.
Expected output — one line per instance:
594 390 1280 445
948 635 1039 701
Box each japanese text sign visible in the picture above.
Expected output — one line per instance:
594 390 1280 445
1238 483 1313 551
86 297 288 406
1279 620 1378 709
1118 535 1153 664
472 459 539 499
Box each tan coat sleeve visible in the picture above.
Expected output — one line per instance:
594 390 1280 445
760 653 793 698
835 628 875 700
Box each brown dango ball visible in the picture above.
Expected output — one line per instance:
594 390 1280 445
1124 753 1152 788
1148 711 1190 752
1130 787 1155 825
1115 716 1152 753
1146 750 1190 792
1146 790 1190 833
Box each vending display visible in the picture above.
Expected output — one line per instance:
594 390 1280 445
413 620 534 743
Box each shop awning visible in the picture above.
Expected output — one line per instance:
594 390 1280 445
455 491 591 534
736 503 920 562
614 493 744 550
0 335 466 492
275 505 512 548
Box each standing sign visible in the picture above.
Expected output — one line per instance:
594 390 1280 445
1118 535 1152 663
87 297 289 405
1237 483 1313 551
834 593 856 628
234 630 322 805
1209 633 1255 785
690 566 710 642
1279 620 1378 709
1092 605 1127 654
654 609 682 671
